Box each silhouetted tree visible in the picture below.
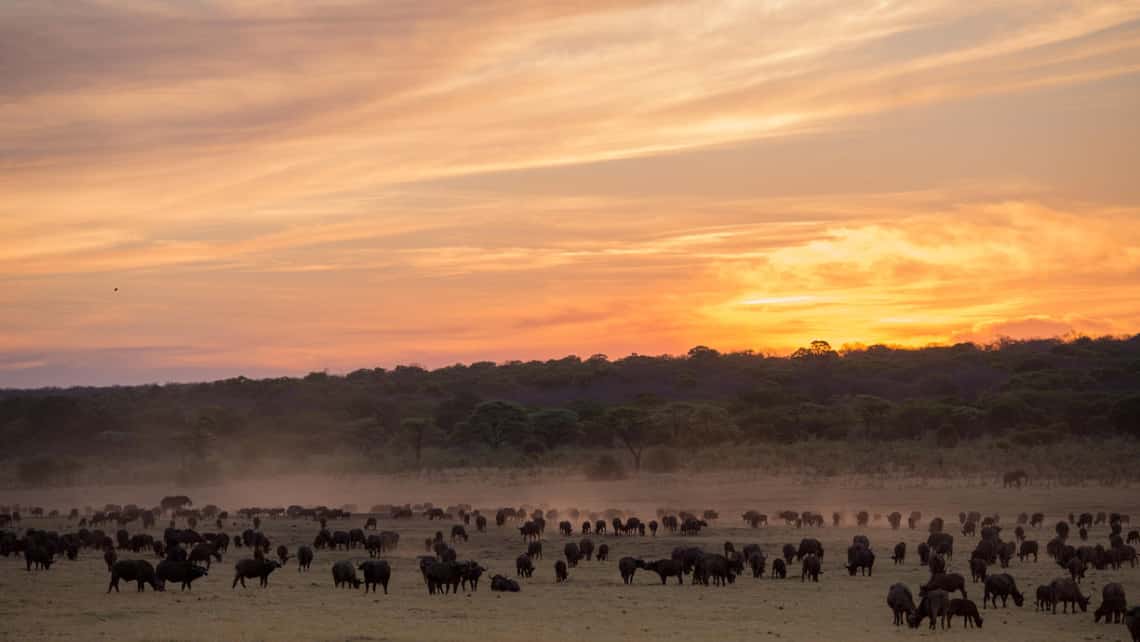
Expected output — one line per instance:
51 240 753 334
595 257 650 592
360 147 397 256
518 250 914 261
399 417 443 467
458 400 529 449
527 408 580 450
604 406 658 472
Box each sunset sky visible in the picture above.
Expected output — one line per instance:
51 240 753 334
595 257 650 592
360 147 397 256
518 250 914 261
2 1 1139 387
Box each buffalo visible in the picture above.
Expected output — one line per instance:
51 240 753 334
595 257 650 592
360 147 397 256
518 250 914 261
982 573 1023 608
516 554 534 578
108 559 163 592
564 543 582 567
1094 582 1127 623
619 557 643 584
947 598 983 628
1125 607 1140 642
887 583 916 626
332 560 361 589
232 559 281 588
800 553 821 582
846 545 874 576
922 573 967 598
1018 540 1038 562
891 542 906 564
358 560 391 594
909 589 949 630
156 560 208 591
297 546 313 572
490 574 520 592
1049 577 1089 614
644 558 684 584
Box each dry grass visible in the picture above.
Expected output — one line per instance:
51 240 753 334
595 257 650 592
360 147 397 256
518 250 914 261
1 472 1138 641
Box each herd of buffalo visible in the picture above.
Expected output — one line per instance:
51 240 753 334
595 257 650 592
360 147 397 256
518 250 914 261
3 490 1140 639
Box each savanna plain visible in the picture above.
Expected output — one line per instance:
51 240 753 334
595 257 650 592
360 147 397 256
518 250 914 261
2 472 1137 642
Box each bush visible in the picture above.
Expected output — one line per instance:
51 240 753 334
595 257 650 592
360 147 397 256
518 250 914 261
643 447 683 473
585 454 626 481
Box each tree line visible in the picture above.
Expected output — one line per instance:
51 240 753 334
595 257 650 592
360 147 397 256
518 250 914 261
1 336 1139 473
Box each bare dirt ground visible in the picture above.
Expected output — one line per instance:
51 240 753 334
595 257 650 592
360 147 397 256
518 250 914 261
1 472 1137 642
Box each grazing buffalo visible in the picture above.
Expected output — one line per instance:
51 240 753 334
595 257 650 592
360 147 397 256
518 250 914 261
887 583 916 626
1049 577 1089 614
983 573 1023 608
772 558 787 579
1125 607 1140 642
108 560 163 592
596 544 609 562
643 558 684 584
358 560 391 594
947 598 983 628
156 560 207 591
1094 583 1127 623
232 559 281 588
332 560 361 589
619 557 643 584
554 560 568 583
891 542 906 564
451 525 468 543
909 589 950 630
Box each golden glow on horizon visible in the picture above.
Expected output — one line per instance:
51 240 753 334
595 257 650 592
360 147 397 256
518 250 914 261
1 1 1139 385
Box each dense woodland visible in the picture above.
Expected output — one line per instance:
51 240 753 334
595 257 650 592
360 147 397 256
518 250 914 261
2 336 1140 484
